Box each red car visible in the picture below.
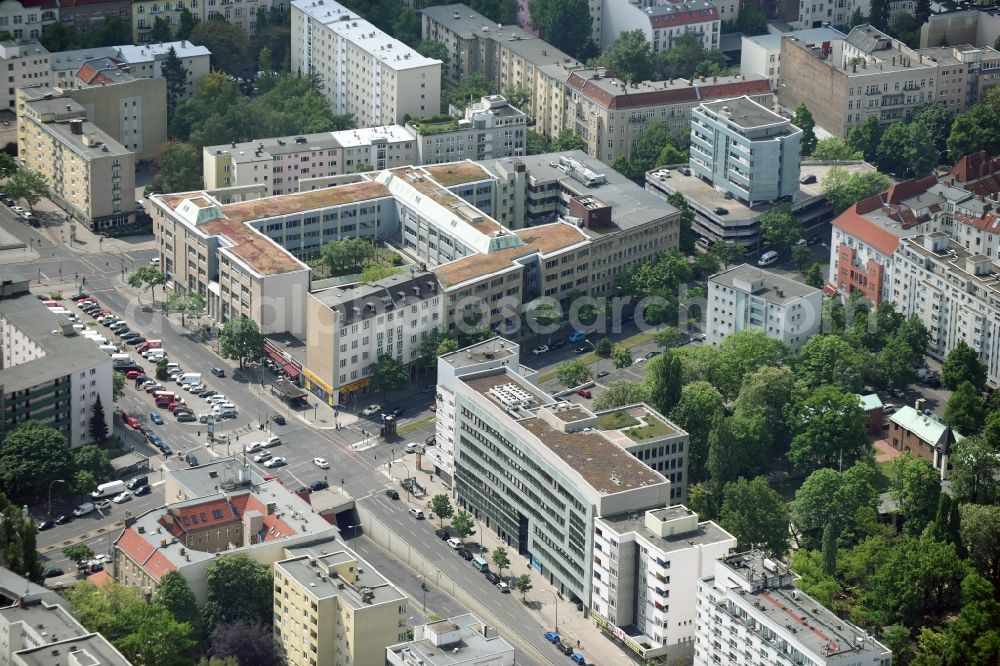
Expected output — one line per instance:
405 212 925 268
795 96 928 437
126 416 141 429
577 389 592 399
125 369 142 380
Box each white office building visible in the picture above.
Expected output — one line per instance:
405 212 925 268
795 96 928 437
599 0 722 53
707 264 823 352
592 506 736 663
409 95 527 165
694 551 892 666
690 96 802 206
291 0 441 127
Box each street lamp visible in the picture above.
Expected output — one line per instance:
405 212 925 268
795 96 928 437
47 479 66 517
389 460 411 498
543 589 559 633
347 523 361 546
417 575 428 612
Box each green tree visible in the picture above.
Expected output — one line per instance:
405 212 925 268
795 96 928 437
491 547 511 577
593 381 647 410
822 523 839 575
528 0 594 61
93 15 132 46
958 504 1000 591
166 290 206 327
74 444 112 482
450 510 475 540
788 385 868 473
847 115 883 163
40 21 75 51
63 543 95 564
822 165 891 214
809 137 862 161
598 29 654 84
870 535 967 626
153 571 201 635
503 83 531 111
715 330 790 398
871 336 919 390
202 554 274 629
759 204 802 254
666 192 696 253
710 241 745 270
68 580 197 664
888 453 941 535
551 128 586 152
0 491 44 581
805 263 824 288
643 351 682 416
795 334 866 391
670 381 724 482
594 336 614 358
910 102 954 158
792 104 818 156
392 5 421 47
869 0 890 29
209 622 282 666
88 395 108 443
4 169 49 212
735 7 768 35
191 18 250 77
515 573 533 600
612 346 633 369
947 436 1000 505
930 492 953 543
0 152 17 179
370 354 408 399
719 476 790 556
156 358 170 381
733 365 796 453
0 421 76 503
127 266 169 302
941 340 987 391
849 7 865 27
151 16 172 41
947 109 998 160
556 359 592 388
444 71 493 110
652 326 684 350
939 572 1000 665
791 244 811 273
708 414 770 487
112 371 125 401
359 264 398 283
945 380 985 435
431 493 454 528
178 7 199 40
162 47 188 122
791 465 879 544
155 141 203 192
469 0 519 24
219 316 264 368
526 130 551 155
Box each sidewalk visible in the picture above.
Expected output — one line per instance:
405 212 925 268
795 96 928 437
381 452 637 666
31 195 156 256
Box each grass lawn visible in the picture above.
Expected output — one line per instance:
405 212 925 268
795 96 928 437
623 414 674 441
596 411 639 430
399 415 435 436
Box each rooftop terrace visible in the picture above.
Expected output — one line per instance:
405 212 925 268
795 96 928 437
220 180 392 222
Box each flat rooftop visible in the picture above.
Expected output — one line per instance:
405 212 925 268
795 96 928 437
200 217 307 276
13 632 131 666
599 509 734 555
420 161 493 187
743 26 846 51
277 550 406 608
207 125 415 160
0 294 111 394
700 96 788 129
220 180 392 221
421 4 539 42
387 614 515 665
42 117 131 159
710 263 822 303
433 221 587 287
294 0 439 71
438 336 518 369
311 271 440 324
462 370 667 495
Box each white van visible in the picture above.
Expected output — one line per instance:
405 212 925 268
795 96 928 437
99 345 118 354
91 480 126 499
87 335 109 345
178 372 201 386
758 250 779 267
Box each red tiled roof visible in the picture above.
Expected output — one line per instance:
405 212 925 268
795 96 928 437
956 211 1000 232
697 79 773 100
144 551 177 581
163 498 240 534
76 63 99 85
87 570 112 586
117 527 155 564
831 203 902 256
884 175 937 204
649 6 719 28
949 150 1000 182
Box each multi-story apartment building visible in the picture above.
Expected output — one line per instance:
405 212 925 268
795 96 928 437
694 551 892 666
203 126 418 195
564 69 774 165
600 0 721 53
115 459 340 600
0 1 57 41
592 506 736 663
916 43 1000 113
304 271 444 405
148 192 311 336
409 94 526 165
892 232 1000 387
16 88 136 231
291 0 441 127
448 362 676 608
55 0 131 39
274 545 408 666
0 40 50 110
50 40 210 99
0 269 112 448
707 264 823 352
0 568 131 666
795 0 870 30
778 25 942 137
131 0 269 43
741 27 846 86
386 615 516 666
690 96 802 206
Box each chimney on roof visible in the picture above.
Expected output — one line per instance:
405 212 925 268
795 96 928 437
69 119 83 135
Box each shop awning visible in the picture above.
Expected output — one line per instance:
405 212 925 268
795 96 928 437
264 348 285 364
282 364 300 378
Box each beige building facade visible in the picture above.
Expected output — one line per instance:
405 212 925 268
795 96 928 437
16 88 136 231
0 41 50 110
291 0 441 127
131 0 271 44
61 75 166 160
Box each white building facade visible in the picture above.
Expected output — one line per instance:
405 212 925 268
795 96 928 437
707 264 823 352
411 95 527 165
291 0 441 127
0 40 50 110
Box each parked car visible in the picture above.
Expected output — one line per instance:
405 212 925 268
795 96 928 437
531 345 549 356
409 508 425 520
55 514 72 525
384 489 400 500
390 407 406 417
112 491 132 504
37 519 54 531
264 456 286 468
421 384 435 394
425 435 436 446
484 571 501 585
800 174 818 184
310 480 329 492
210 367 226 377
245 441 265 454
176 412 197 422
149 412 163 425
313 457 329 469
133 485 152 496
576 389 592 398
361 404 381 416
45 568 64 578
253 451 272 463
456 548 473 561
436 529 451 540
94 499 111 510
572 346 588 355
272 414 286 425
263 435 281 448
404 442 419 453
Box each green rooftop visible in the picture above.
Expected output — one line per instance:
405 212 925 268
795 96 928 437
410 114 461 135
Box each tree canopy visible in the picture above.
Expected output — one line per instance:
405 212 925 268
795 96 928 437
528 0 596 61
219 316 264 368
